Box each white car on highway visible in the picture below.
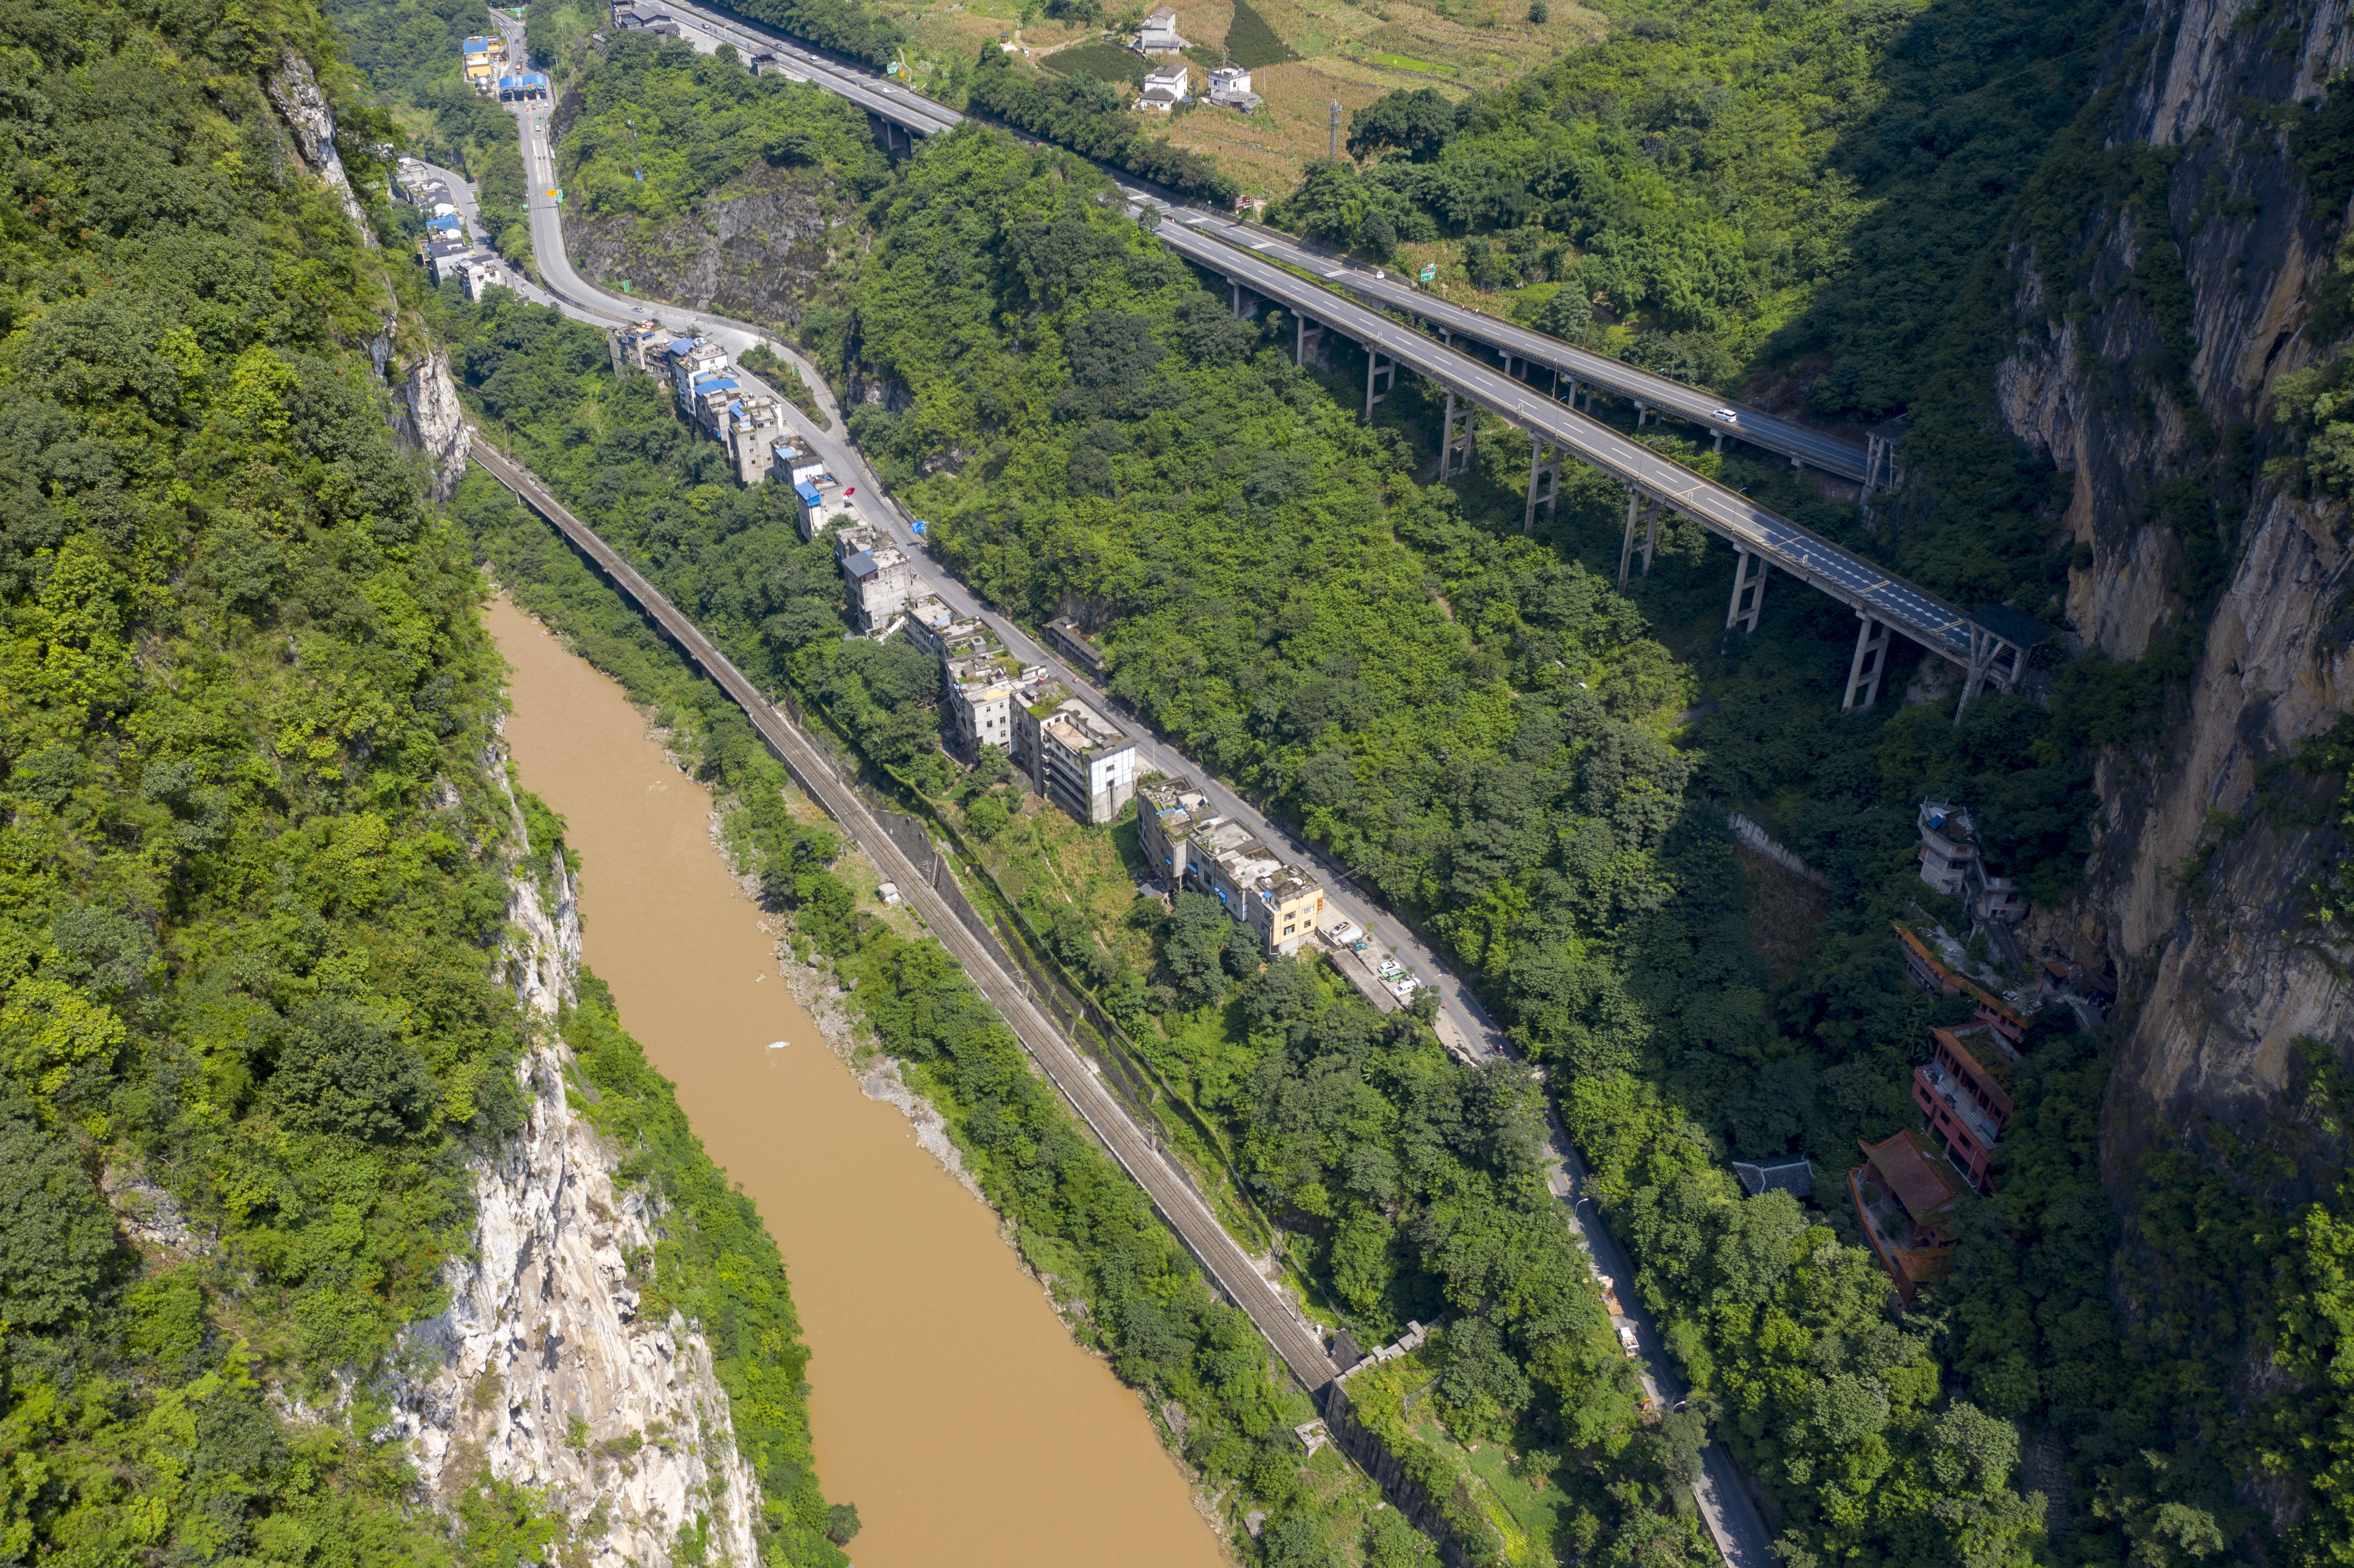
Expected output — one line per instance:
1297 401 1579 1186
1711 407 1738 424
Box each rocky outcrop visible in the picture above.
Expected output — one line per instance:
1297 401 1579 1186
265 47 375 247
560 162 853 328
1990 0 2354 1163
381 751 762 1568
393 349 471 501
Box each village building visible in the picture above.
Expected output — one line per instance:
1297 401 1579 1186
1137 60 1189 113
1912 1025 2014 1194
791 479 828 536
458 254 511 302
1206 64 1261 109
1012 678 1136 825
1044 616 1107 680
1848 1129 1966 1307
1245 864 1324 955
423 237 474 287
725 395 788 485
665 335 731 403
945 651 1027 761
1133 5 1190 55
1891 921 2040 1051
841 543 915 632
620 318 669 370
906 595 995 660
462 33 503 93
1137 777 1324 953
1917 800 2027 924
1137 776 1213 884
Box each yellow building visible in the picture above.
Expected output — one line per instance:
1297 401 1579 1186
463 34 504 93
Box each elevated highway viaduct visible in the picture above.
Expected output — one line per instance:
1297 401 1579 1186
617 0 2027 712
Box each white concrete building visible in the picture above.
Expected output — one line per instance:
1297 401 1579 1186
1012 678 1135 825
720 396 786 484
1138 60 1189 112
841 544 915 632
1206 64 1261 109
1917 800 2027 925
946 650 1028 761
1135 6 1189 54
458 254 511 302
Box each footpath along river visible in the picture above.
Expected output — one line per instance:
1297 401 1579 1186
488 597 1229 1568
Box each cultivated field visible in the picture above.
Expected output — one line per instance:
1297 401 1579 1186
882 0 1606 199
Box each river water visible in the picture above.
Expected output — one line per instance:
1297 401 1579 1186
488 597 1227 1568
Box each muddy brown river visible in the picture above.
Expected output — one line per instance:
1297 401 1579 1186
489 596 1227 1568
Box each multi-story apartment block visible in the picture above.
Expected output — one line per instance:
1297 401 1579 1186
1137 777 1322 953
1918 800 2027 924
841 544 915 632
1011 679 1136 826
945 651 1027 761
1911 1025 2013 1194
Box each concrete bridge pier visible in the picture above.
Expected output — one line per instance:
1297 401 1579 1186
1440 390 1475 479
1634 401 1649 428
1862 417 1906 497
1295 314 1323 367
1712 430 1726 452
1364 350 1394 419
1230 280 1259 319
1616 488 1661 588
1524 439 1560 534
1955 623 2024 717
1726 546 1768 632
1842 613 1891 710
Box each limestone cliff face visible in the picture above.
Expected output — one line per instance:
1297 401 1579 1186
265 47 375 247
393 348 472 501
1992 0 2354 1160
558 160 853 328
382 749 763 1568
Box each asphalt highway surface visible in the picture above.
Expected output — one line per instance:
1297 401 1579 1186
604 0 1976 666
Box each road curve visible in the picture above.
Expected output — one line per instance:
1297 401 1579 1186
586 0 1975 667
625 0 1862 480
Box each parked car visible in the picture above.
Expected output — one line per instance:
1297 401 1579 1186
1329 920 1362 946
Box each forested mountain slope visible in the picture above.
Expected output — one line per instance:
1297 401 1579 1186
0 3 849 1563
328 0 2354 1562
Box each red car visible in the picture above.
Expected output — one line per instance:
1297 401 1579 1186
843 486 856 498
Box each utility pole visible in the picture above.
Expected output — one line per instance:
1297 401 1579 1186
1329 100 1341 159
